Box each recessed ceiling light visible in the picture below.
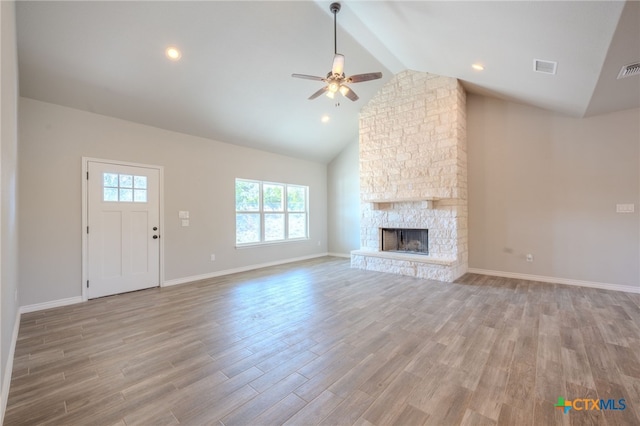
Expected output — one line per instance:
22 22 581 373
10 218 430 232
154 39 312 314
165 46 182 61
471 63 484 71
321 115 330 123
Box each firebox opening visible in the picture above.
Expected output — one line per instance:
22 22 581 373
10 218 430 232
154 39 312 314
381 228 429 255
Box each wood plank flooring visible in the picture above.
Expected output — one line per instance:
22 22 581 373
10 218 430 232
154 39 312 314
5 256 640 425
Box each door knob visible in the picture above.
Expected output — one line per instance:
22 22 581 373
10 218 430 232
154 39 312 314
153 227 158 231
153 235 159 239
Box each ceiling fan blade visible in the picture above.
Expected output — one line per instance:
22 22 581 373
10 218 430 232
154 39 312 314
341 85 359 101
308 86 328 100
347 72 383 83
332 54 345 76
292 73 325 81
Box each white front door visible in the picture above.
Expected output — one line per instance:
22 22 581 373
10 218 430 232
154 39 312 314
87 161 160 299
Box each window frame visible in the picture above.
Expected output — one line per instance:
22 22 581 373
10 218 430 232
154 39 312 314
235 178 309 247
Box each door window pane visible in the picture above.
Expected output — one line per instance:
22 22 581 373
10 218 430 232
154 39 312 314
103 187 118 202
119 174 133 188
104 173 119 187
134 189 147 203
119 188 133 202
134 175 147 189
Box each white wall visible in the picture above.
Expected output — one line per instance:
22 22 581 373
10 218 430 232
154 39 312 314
0 0 20 418
18 98 328 306
467 94 639 288
326 93 640 289
327 139 360 256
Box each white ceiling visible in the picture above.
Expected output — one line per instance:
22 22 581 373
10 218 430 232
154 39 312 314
16 1 640 163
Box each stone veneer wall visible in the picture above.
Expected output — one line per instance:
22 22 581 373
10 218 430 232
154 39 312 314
351 70 468 282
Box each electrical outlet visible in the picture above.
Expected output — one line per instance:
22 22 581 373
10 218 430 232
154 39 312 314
616 204 635 213
526 254 534 262
210 254 216 261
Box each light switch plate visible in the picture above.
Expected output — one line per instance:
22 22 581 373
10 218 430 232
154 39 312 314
179 210 190 219
181 219 189 227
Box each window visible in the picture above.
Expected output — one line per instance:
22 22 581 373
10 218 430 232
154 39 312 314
103 173 147 202
235 179 308 245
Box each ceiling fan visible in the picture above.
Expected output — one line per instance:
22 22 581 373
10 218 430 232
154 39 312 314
292 2 382 102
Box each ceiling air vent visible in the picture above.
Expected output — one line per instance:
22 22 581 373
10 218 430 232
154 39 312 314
617 62 640 79
533 59 557 75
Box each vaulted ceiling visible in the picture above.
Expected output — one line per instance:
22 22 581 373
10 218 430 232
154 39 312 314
16 1 640 163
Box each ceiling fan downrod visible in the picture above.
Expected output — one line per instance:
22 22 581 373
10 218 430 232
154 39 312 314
330 2 341 55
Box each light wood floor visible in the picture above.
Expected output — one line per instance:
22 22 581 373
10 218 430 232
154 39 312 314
5 257 640 425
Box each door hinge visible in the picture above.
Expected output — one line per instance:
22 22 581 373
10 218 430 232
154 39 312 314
87 280 89 288
86 171 89 180
87 226 89 234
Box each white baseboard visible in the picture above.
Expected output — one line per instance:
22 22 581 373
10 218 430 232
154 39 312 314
1 310 21 424
20 296 84 314
163 253 330 287
467 268 640 294
18 254 335 311
327 252 351 258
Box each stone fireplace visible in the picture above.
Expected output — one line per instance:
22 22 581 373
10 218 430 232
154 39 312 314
351 70 468 282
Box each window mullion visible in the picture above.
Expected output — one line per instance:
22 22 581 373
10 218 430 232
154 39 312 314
284 185 288 240
259 182 265 243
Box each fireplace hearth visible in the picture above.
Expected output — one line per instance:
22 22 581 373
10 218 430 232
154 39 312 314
381 228 428 255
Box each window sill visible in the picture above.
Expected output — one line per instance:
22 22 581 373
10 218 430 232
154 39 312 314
235 238 310 249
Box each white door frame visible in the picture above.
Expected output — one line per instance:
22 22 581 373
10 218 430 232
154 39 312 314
82 157 165 301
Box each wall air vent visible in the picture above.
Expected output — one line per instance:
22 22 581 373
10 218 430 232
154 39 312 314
617 62 640 79
533 59 557 75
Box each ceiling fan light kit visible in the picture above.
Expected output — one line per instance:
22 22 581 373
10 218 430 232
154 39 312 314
292 2 382 102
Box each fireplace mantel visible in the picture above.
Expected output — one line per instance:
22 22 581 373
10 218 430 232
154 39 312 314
368 197 441 210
